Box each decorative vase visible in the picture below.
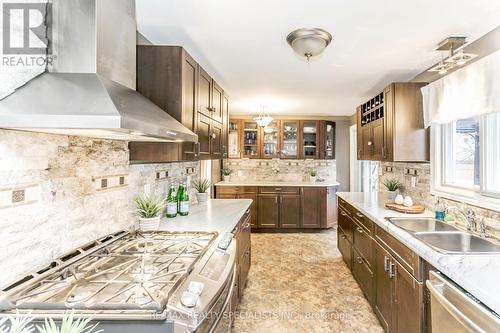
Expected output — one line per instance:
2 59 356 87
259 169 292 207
387 191 397 202
395 194 404 205
196 192 209 204
310 176 317 183
223 175 231 182
139 216 161 232
403 196 414 207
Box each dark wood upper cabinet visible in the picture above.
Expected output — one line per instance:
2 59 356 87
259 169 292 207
319 120 336 159
357 82 429 162
210 120 224 159
280 195 301 228
300 120 320 159
134 45 229 163
198 68 212 118
197 113 212 160
241 121 261 159
280 120 300 159
228 119 241 159
212 81 224 123
260 120 280 159
222 94 230 158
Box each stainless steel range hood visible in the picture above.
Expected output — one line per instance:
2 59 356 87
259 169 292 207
0 0 197 142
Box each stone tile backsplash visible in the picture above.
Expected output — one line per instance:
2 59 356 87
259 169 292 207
223 158 337 182
379 161 500 238
0 129 199 287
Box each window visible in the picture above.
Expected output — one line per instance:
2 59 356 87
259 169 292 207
432 112 500 209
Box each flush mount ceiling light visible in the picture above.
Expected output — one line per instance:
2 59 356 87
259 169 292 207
253 106 273 127
286 28 332 62
428 37 477 75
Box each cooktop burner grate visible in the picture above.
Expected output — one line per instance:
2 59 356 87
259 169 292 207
1 231 217 313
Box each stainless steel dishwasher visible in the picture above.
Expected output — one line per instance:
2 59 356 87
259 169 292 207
426 271 500 333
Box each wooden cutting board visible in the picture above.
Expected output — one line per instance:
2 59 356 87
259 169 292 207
385 202 425 214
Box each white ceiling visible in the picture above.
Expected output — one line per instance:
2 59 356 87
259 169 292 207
136 0 500 116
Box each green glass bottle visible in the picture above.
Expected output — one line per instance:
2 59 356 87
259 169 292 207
179 182 190 216
166 185 177 218
176 182 184 213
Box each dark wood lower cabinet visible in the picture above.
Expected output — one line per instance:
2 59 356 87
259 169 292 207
280 195 301 228
238 193 258 228
215 185 337 231
257 195 279 228
339 199 426 333
393 260 423 333
233 209 252 310
374 240 393 332
337 228 352 269
301 187 322 228
352 248 375 306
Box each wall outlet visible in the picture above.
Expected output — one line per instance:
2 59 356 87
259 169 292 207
411 176 417 188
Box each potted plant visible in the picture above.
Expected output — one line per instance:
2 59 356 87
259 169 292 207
309 170 318 182
222 167 233 182
134 194 166 231
37 311 101 333
382 178 403 201
193 178 211 204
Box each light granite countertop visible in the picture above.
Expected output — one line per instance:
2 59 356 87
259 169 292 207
337 192 500 314
214 180 340 187
158 199 252 235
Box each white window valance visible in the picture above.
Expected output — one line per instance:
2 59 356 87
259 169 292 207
421 49 500 128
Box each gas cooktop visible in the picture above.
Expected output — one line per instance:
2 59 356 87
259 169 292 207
0 231 217 316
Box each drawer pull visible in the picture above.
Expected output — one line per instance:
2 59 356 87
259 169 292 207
275 188 282 191
244 223 251 229
245 209 250 214
389 262 395 278
356 212 364 218
341 234 347 240
356 226 364 234
340 211 348 216
245 251 250 257
356 256 363 264
384 256 390 272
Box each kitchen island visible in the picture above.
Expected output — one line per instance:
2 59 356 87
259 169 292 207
337 192 500 326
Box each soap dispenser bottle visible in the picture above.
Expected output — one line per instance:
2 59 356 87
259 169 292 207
435 198 445 220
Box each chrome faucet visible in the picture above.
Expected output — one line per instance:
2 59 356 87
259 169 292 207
445 206 476 231
478 217 487 239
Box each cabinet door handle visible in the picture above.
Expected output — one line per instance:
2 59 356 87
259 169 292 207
384 256 390 272
356 256 363 264
389 262 395 278
382 146 386 159
356 226 364 234
341 234 346 239
275 197 278 204
367 141 373 146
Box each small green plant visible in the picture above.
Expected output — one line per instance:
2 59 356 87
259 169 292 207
382 178 403 192
310 170 317 177
134 194 166 218
37 311 102 333
0 310 35 333
222 167 233 176
193 179 211 193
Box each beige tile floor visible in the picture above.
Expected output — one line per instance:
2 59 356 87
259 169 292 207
232 229 384 333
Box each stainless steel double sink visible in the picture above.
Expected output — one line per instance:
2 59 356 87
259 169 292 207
388 217 500 254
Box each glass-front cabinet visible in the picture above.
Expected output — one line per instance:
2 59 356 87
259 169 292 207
321 120 336 159
241 121 260 158
301 120 319 158
280 120 300 159
261 120 280 158
228 120 241 159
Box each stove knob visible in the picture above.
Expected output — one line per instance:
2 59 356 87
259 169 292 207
180 291 198 308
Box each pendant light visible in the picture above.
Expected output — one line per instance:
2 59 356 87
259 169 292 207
286 28 333 62
253 106 273 127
